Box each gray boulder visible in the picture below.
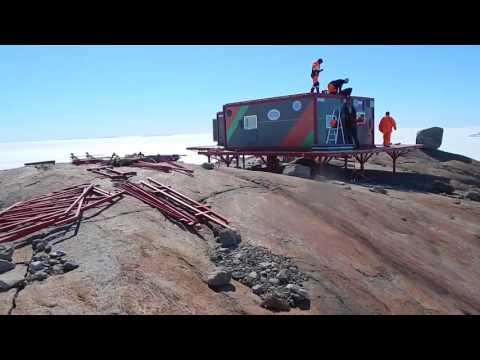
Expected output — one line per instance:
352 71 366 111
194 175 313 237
207 269 232 287
0 260 15 275
416 127 444 149
465 191 480 202
283 164 311 179
0 245 14 262
217 228 241 248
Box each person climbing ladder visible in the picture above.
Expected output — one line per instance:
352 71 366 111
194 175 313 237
310 58 323 93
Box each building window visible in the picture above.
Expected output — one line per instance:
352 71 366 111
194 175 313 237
243 115 258 130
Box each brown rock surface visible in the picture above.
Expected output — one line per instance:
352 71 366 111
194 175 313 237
0 152 479 315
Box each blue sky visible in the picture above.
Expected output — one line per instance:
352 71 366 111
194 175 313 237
0 45 479 142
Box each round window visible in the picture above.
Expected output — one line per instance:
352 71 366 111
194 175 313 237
292 100 302 111
226 109 232 117
267 109 281 121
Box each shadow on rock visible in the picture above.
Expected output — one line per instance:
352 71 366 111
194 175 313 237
208 283 236 293
421 149 473 164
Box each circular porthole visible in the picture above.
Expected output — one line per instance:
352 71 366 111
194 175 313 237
267 109 281 121
292 100 302 111
226 109 232 117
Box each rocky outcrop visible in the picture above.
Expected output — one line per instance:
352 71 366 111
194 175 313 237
416 127 444 149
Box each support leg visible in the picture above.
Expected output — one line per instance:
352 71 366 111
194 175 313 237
242 155 245 169
207 155 211 164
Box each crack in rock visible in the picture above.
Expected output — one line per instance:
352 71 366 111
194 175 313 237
198 185 263 203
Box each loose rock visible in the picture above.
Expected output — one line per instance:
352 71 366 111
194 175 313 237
29 261 47 273
217 228 241 248
0 260 15 275
63 261 79 273
207 269 231 287
0 245 14 262
49 250 66 259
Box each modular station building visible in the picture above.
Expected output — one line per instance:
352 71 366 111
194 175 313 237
189 93 422 175
214 93 374 151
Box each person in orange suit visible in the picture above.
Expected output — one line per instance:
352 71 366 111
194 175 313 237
379 111 397 146
310 58 323 93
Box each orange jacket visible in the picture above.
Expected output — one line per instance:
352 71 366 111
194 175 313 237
379 116 397 133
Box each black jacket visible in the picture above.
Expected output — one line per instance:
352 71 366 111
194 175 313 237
329 79 348 91
342 104 357 129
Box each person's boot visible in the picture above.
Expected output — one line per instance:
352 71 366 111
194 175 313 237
310 87 314 93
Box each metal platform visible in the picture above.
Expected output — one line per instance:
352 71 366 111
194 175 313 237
187 144 424 174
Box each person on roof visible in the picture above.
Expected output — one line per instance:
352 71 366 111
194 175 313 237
379 111 397 147
310 58 324 94
327 78 349 95
342 97 360 149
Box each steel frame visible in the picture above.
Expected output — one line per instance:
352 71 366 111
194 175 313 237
0 184 124 243
187 144 423 174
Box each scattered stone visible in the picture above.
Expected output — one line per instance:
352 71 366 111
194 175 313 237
0 265 26 292
29 261 47 273
32 271 48 281
370 186 388 195
286 284 310 301
201 162 215 170
63 261 79 273
261 293 291 312
34 241 46 252
344 186 352 190
207 269 232 287
51 264 64 275
32 253 49 262
416 127 443 149
268 278 280 286
48 259 59 266
44 245 52 254
333 181 346 185
209 244 310 310
217 228 241 248
0 260 15 275
454 200 461 205
283 164 311 179
252 284 265 295
432 180 455 195
277 269 289 284
0 245 14 262
49 250 66 259
231 271 245 280
465 191 480 202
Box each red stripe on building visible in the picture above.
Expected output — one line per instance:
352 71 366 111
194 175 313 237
225 105 241 130
281 101 314 147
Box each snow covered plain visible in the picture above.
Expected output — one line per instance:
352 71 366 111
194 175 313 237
0 128 479 170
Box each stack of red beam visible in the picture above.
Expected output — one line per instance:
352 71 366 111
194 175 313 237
118 178 231 230
0 184 124 243
134 161 194 177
